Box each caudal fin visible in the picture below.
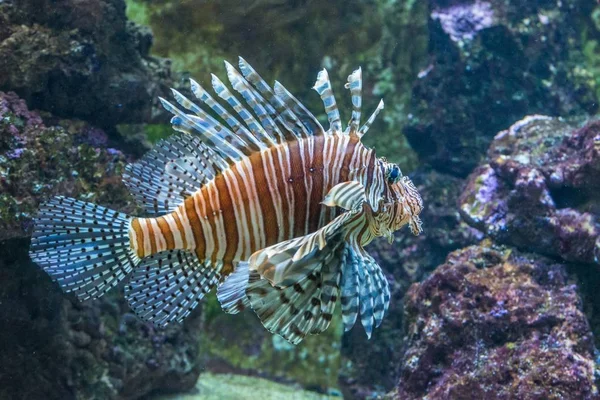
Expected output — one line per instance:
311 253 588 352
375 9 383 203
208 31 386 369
29 196 140 301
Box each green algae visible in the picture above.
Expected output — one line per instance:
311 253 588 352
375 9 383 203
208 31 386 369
156 372 338 400
199 295 343 393
124 0 425 168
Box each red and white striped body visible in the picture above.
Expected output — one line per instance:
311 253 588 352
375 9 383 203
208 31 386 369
129 133 387 274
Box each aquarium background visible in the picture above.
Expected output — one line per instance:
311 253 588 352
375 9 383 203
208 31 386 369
1 0 600 399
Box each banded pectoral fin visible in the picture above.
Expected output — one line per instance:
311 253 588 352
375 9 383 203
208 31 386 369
217 181 368 344
340 246 390 338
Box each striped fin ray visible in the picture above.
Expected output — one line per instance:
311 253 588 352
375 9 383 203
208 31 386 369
217 261 251 314
251 181 366 287
246 238 346 345
242 184 368 344
224 61 288 143
159 97 245 163
358 99 384 138
211 74 277 147
311 261 341 335
125 250 221 327
313 69 343 133
189 78 264 152
273 81 325 136
238 57 312 140
123 133 220 215
170 88 256 156
344 67 362 134
340 246 390 337
29 197 140 301
321 181 366 211
341 246 360 330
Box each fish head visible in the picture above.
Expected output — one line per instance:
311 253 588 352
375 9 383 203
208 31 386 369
381 161 423 236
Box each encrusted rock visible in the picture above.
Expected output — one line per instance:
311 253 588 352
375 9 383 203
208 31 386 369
0 0 175 127
391 242 598 399
340 169 481 398
0 91 134 241
459 115 600 266
0 241 203 399
404 0 598 176
0 91 203 399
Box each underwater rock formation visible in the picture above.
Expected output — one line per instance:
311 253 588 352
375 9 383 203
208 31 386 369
0 0 174 127
392 243 598 399
0 241 203 400
405 0 599 176
0 91 203 399
0 91 133 241
340 169 481 398
459 115 600 266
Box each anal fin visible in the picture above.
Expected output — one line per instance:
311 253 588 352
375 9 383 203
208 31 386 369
217 261 251 314
125 250 221 327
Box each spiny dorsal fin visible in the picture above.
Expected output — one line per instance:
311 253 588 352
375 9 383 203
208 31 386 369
170 88 256 156
313 69 343 133
125 250 221 327
189 78 265 152
158 60 385 170
224 61 287 144
273 80 325 136
123 133 221 215
345 67 362 135
358 99 384 138
159 97 245 163
238 57 313 140
211 73 276 147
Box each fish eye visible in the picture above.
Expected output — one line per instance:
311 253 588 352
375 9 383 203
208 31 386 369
386 164 402 184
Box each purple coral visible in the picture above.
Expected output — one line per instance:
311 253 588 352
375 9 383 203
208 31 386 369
393 244 598 400
431 1 494 42
460 116 600 266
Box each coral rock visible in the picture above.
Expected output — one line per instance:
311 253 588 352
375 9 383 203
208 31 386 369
404 0 598 176
340 169 482 398
392 243 598 400
0 91 203 399
0 0 174 127
459 115 600 266
0 91 134 241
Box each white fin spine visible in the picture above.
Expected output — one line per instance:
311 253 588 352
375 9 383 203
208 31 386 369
358 99 384 138
189 78 264 152
211 73 276 147
345 67 362 134
313 68 343 133
159 97 245 163
273 80 325 136
224 61 286 144
238 57 311 140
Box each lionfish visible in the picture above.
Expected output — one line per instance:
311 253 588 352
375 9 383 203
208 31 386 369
29 59 423 344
